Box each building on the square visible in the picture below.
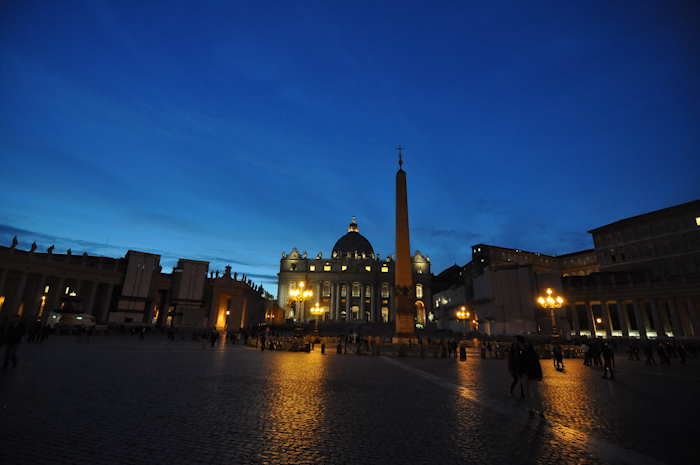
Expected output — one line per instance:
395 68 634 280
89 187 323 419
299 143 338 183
433 199 700 339
0 244 278 330
277 217 433 325
563 199 700 339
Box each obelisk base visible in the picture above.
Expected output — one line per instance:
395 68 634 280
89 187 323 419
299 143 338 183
392 312 417 343
392 294 416 344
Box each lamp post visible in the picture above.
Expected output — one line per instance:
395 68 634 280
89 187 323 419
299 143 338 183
537 288 565 335
288 281 313 322
456 305 470 338
309 302 325 333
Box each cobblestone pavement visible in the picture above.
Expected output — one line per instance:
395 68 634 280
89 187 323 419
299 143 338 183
1 337 698 465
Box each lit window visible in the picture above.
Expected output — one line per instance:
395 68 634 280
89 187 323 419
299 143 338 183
65 286 70 295
341 285 347 297
696 217 700 226
352 283 361 297
365 285 371 296
416 284 423 299
381 283 390 298
381 307 389 323
309 265 316 271
44 285 50 294
0 296 5 310
341 265 348 271
365 266 371 272
351 305 360 319
323 281 331 297
324 263 331 271
381 265 389 272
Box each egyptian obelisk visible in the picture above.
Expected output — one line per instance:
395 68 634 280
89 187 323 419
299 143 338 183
393 146 416 341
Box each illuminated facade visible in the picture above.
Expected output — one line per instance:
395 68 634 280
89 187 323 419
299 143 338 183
277 217 433 325
434 199 700 339
0 245 276 329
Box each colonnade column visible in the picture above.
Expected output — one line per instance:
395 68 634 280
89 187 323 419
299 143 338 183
667 298 685 338
98 283 114 324
569 305 579 335
0 268 8 303
84 281 98 316
8 272 28 317
359 283 365 321
632 300 647 340
649 300 665 338
619 301 631 338
687 297 700 337
27 274 48 320
602 302 613 337
345 283 351 320
586 302 596 336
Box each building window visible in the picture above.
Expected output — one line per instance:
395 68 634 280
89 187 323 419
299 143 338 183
381 265 389 273
351 305 360 319
324 263 331 271
352 283 361 297
309 265 316 271
341 265 348 271
365 266 371 272
341 285 347 297
322 281 331 297
416 284 423 299
381 283 390 298
289 282 296 293
696 217 700 226
381 307 389 323
365 285 371 297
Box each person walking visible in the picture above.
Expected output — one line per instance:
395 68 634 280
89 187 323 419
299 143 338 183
602 343 615 380
521 340 544 417
644 342 656 365
553 343 564 370
2 317 27 370
508 336 525 397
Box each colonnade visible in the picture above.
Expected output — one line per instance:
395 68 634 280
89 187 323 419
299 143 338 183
564 296 699 339
0 267 117 323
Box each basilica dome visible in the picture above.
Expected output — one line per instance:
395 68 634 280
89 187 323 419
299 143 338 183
332 217 374 257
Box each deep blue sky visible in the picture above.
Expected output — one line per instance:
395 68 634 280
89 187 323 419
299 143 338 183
1 1 698 293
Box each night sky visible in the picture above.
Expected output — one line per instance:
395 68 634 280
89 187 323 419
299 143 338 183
1 1 698 294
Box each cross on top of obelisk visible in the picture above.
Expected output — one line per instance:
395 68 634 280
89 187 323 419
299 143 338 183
396 145 405 168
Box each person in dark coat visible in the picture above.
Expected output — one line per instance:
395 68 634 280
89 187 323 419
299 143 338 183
521 341 543 417
602 343 615 380
2 317 27 370
508 336 525 397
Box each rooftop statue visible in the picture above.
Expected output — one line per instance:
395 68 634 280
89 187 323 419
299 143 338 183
30 241 37 252
47 245 54 254
11 236 18 248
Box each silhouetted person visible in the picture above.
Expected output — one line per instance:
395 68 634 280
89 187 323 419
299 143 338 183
602 343 615 380
658 343 671 365
2 317 27 370
521 340 543 416
678 343 687 365
553 344 564 370
508 336 525 397
643 342 656 365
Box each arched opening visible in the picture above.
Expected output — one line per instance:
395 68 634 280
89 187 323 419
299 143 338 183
415 300 426 325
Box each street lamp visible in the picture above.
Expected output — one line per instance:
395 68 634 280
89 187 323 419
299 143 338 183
456 305 470 338
309 302 325 332
289 281 313 321
537 288 565 335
